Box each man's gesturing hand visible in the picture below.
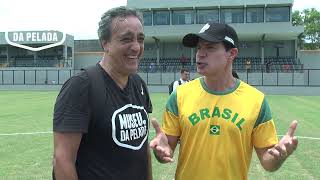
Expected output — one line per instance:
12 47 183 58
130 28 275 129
268 120 298 160
149 118 174 163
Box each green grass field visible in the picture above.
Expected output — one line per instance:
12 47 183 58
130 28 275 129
0 91 319 180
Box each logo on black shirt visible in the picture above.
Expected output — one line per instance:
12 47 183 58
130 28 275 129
112 104 149 150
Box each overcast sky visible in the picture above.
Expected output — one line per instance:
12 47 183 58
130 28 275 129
0 0 319 40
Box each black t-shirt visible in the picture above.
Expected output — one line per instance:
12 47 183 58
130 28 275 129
53 64 152 180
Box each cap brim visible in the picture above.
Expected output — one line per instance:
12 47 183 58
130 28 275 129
182 33 222 47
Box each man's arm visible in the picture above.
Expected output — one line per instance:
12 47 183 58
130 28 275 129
147 144 153 180
172 81 179 92
255 146 284 172
150 119 179 163
53 132 82 180
255 120 298 172
52 72 90 180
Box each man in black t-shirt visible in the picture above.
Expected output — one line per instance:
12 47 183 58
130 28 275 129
53 6 153 180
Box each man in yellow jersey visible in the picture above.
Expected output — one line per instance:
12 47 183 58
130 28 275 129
150 22 298 180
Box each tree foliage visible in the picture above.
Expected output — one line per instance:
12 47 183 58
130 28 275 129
292 8 320 49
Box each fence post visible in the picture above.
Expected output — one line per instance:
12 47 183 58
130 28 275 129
146 70 149 85
292 70 294 86
35 70 37 85
160 65 163 85
276 70 279 86
58 70 60 85
246 69 248 84
262 69 264 86
13 70 15 85
307 69 310 86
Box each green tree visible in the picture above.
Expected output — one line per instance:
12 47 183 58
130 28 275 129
292 10 305 49
292 10 303 26
292 8 320 49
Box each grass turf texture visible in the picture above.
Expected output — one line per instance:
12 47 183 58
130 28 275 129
0 91 319 179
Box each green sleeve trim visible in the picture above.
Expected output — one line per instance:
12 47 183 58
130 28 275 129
166 89 179 116
254 97 272 128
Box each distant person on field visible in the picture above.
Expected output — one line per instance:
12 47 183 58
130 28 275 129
266 60 272 73
173 68 190 91
245 58 251 72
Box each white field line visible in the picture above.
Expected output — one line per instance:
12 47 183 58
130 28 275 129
278 135 320 140
0 131 52 136
0 132 319 140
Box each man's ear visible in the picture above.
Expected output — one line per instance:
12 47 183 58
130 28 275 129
228 48 238 62
102 40 109 53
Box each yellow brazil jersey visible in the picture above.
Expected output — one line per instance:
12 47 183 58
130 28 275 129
162 77 278 180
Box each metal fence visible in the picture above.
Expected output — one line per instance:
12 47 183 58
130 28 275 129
0 68 320 86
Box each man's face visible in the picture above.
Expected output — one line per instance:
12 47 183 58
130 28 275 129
196 40 235 76
181 71 190 81
102 16 144 75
